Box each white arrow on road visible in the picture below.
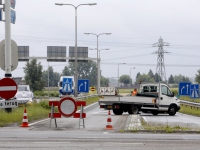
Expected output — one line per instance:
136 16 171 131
186 84 189 94
84 81 87 91
79 83 83 91
181 86 185 94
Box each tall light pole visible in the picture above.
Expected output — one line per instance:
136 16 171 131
55 3 97 97
118 63 126 94
90 48 109 86
130 67 135 84
84 33 111 95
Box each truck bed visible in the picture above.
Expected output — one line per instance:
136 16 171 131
99 94 157 105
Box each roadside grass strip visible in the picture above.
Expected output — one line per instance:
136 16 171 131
124 114 200 133
179 104 200 117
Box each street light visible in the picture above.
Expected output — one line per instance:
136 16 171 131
130 67 136 84
118 63 126 94
89 48 109 58
84 33 111 95
55 3 97 97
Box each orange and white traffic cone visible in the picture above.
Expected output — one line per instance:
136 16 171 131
105 110 113 130
20 108 29 127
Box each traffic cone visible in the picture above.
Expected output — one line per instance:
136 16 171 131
105 110 113 130
20 108 29 127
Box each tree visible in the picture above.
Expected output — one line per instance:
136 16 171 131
62 66 71 76
24 59 45 91
135 72 141 82
174 74 190 83
168 75 175 83
154 73 162 82
136 74 155 83
148 69 155 79
195 69 200 83
119 75 132 85
68 60 97 86
101 76 109 87
42 67 60 87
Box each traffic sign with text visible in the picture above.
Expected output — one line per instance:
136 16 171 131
78 79 89 93
179 82 191 96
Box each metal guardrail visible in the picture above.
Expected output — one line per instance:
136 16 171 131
179 100 200 108
76 94 98 100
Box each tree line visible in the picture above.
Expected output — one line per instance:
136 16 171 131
23 59 109 91
23 59 199 91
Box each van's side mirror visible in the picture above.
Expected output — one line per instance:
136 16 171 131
171 92 174 97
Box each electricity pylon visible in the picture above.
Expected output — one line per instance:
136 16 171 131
152 37 170 82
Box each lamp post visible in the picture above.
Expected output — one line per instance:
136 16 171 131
118 63 126 94
130 67 136 85
55 3 97 97
84 33 111 95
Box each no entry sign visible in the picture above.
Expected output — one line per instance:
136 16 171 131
58 97 77 117
0 78 17 100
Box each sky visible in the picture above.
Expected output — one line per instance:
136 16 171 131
0 0 200 82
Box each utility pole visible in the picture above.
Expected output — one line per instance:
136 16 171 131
152 37 170 82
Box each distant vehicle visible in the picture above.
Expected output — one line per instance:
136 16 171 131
58 76 75 98
99 83 180 116
15 85 34 104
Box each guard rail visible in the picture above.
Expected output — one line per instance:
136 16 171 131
179 100 200 108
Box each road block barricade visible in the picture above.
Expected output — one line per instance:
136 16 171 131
49 97 86 128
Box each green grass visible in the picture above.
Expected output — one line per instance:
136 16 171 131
141 118 192 133
179 104 200 117
0 101 51 127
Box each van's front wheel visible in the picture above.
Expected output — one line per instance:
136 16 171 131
168 106 177 116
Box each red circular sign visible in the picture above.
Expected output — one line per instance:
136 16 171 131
58 97 77 117
0 78 17 100
91 87 95 91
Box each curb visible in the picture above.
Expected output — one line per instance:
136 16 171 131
124 114 200 134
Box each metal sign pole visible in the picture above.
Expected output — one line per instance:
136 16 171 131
5 0 12 77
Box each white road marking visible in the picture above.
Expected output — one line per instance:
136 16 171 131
142 116 148 122
34 142 70 144
29 118 49 126
117 143 143 145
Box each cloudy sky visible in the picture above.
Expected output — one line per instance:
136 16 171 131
0 0 200 81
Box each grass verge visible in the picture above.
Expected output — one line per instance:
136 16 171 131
179 104 200 117
140 118 193 133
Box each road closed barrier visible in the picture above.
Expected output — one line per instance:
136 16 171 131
49 96 86 128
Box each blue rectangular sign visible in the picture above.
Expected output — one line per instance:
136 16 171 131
190 84 199 98
78 79 89 93
11 9 16 24
0 9 2 21
62 78 72 92
179 82 191 96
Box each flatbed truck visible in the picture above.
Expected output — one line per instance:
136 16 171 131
99 83 180 116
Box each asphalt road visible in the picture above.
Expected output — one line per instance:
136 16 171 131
0 102 200 149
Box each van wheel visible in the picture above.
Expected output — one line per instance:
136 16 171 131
128 105 139 114
168 106 177 116
113 109 123 115
151 111 158 115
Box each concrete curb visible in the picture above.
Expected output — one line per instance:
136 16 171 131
124 114 200 134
